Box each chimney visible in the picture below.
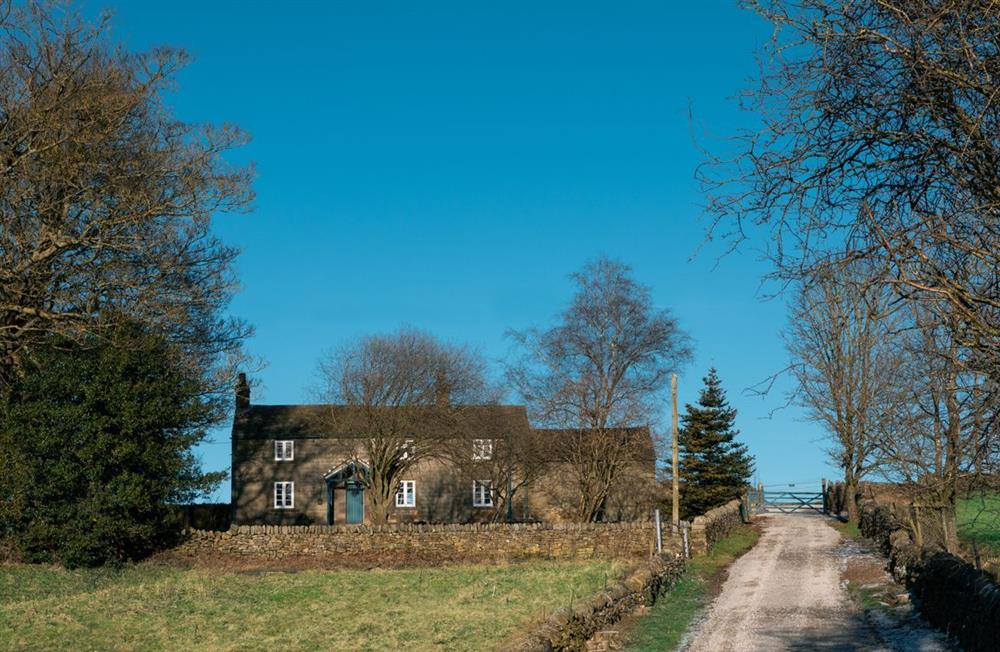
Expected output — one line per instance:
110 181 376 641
235 372 250 413
435 369 450 407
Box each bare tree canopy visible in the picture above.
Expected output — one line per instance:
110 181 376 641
704 0 1000 370
507 257 692 521
316 327 501 523
0 1 254 386
785 263 903 521
877 303 999 545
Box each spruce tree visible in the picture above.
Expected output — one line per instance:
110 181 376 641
678 368 754 519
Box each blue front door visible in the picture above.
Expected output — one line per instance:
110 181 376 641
346 483 364 524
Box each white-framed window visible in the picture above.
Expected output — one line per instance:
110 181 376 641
472 480 493 507
399 439 415 460
274 481 294 509
274 440 294 461
396 480 416 508
472 438 493 460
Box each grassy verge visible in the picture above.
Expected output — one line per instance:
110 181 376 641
623 525 760 652
0 559 623 652
829 517 914 615
828 518 861 541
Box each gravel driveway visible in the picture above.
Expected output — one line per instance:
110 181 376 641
682 513 953 652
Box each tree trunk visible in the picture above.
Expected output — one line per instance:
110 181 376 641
844 477 859 523
939 506 959 553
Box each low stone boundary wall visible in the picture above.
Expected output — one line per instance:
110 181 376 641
174 521 660 565
689 499 743 555
503 499 754 650
503 555 686 652
858 499 1000 652
857 500 920 581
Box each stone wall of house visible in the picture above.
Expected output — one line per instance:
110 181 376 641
503 555 687 652
233 437 655 527
858 498 1000 652
174 521 665 564
528 462 659 523
688 499 744 555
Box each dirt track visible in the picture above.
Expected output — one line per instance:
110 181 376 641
683 513 951 652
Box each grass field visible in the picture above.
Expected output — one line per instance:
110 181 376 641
957 492 1000 568
623 525 760 651
0 559 623 652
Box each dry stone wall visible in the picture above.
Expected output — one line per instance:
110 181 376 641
174 521 661 565
858 499 1000 652
689 499 744 555
503 555 686 652
504 497 753 651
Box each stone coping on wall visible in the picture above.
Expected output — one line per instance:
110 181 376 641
213 521 654 536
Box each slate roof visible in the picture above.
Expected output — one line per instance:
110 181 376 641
233 402 655 463
233 403 531 440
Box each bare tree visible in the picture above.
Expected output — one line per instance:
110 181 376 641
0 1 254 389
316 328 500 523
507 257 692 522
875 303 999 550
442 424 547 523
703 0 1000 376
785 264 903 522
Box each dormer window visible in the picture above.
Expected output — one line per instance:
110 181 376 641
399 439 415 460
472 438 493 460
274 440 294 461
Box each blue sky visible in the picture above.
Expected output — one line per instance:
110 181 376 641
101 0 837 500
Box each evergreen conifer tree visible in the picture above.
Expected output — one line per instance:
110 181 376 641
678 368 754 519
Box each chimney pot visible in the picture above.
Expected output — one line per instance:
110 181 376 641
435 369 449 407
235 372 250 412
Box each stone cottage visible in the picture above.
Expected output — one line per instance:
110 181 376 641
230 374 657 525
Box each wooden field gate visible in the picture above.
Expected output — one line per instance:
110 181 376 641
747 487 825 514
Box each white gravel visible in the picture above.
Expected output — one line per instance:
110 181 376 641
682 513 952 652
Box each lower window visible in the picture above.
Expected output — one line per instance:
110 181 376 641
472 480 493 507
274 481 294 509
396 480 416 507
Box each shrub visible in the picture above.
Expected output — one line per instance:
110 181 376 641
0 322 224 567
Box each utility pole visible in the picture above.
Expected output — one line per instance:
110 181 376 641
671 373 680 528
506 430 514 523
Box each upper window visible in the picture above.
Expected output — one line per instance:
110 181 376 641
274 481 294 509
399 439 415 460
274 440 294 461
472 438 493 460
396 480 416 508
472 480 493 507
